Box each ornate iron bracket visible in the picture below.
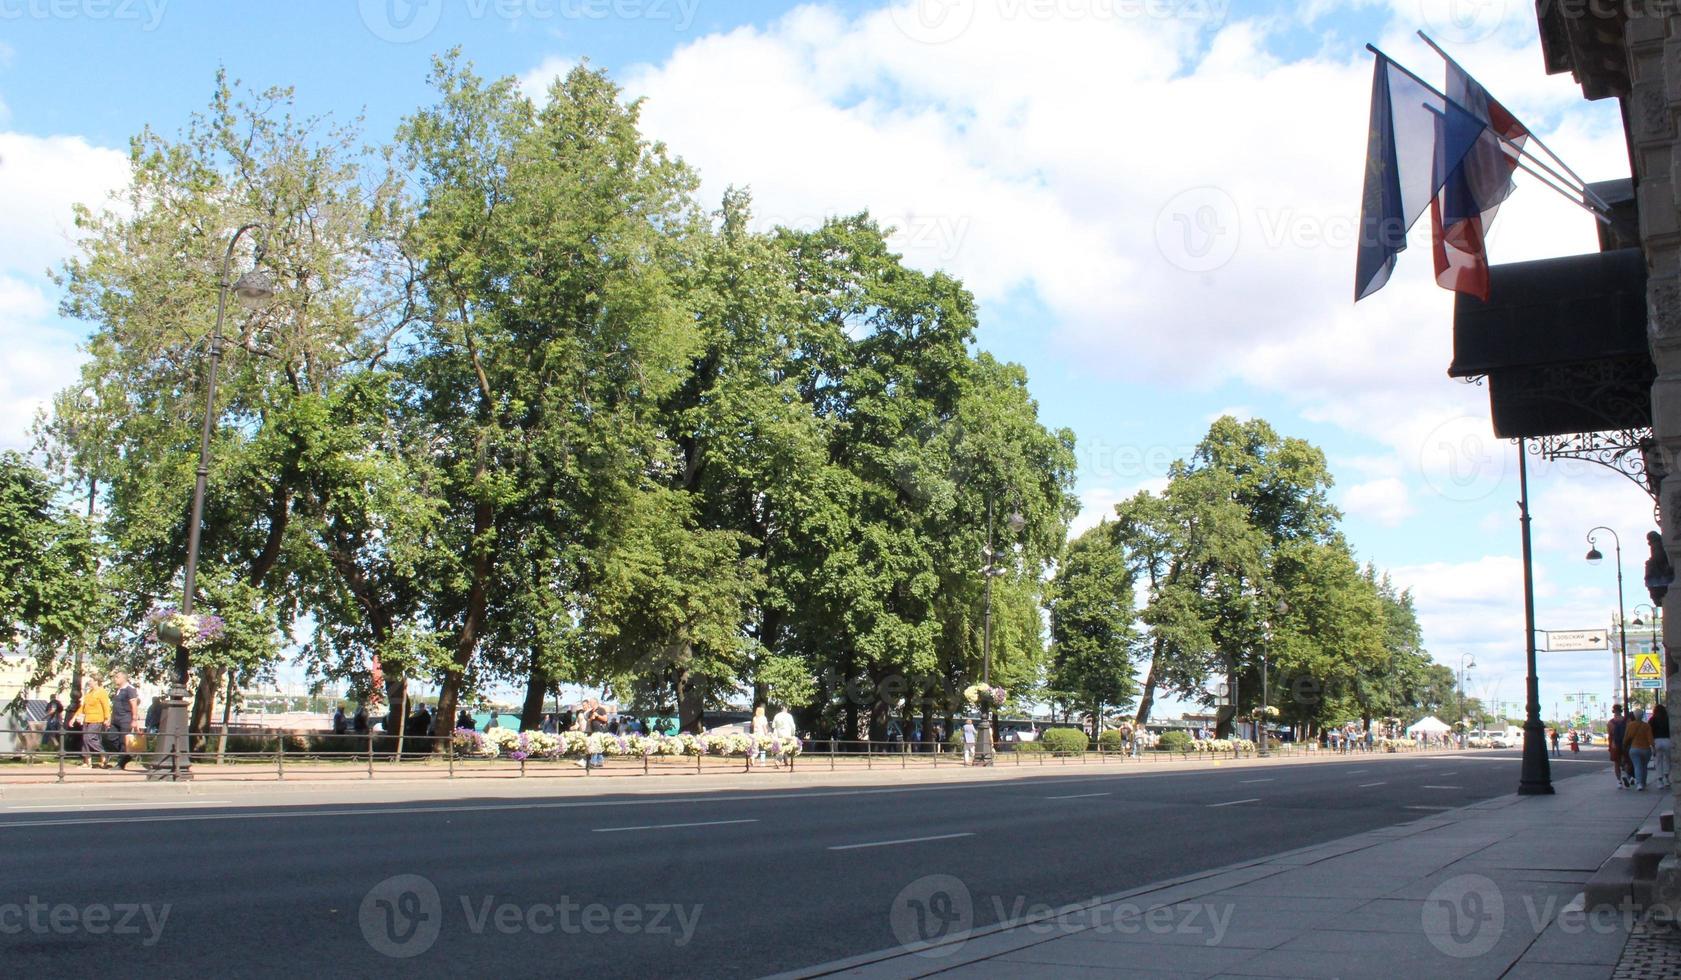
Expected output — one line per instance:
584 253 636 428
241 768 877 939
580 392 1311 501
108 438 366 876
1530 428 1657 502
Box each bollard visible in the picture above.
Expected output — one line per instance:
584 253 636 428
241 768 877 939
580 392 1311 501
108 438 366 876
277 734 286 781
447 738 455 778
57 735 65 783
367 734 375 779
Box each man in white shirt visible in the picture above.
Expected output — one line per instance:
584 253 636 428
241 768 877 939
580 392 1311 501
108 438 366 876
771 706 797 768
962 720 977 766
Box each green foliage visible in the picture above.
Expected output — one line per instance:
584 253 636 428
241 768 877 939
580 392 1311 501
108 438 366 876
1013 740 1046 754
1041 727 1089 754
1097 729 1126 752
1157 730 1192 752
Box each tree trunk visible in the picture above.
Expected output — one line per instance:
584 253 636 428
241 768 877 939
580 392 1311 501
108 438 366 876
191 666 220 735
1135 648 1160 725
435 498 494 748
519 658 549 731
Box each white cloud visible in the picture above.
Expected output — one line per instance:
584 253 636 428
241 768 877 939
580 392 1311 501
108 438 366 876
518 55 578 100
1340 476 1414 526
0 131 128 451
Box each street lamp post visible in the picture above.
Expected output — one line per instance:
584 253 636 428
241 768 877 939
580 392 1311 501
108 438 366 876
149 223 273 782
1586 527 1631 707
1459 653 1475 746
1260 598 1287 758
976 500 1025 767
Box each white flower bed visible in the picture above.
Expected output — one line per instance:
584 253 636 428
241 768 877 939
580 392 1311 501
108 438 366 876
453 727 801 760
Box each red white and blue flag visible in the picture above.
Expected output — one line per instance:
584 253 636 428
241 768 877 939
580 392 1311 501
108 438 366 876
1430 61 1529 302
1355 53 1486 302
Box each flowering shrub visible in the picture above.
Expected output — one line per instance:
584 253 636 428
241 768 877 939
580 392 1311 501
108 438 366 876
963 684 1008 710
452 728 498 758
456 728 801 761
143 606 226 649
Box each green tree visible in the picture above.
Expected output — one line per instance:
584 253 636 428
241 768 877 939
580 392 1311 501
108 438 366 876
1048 521 1140 731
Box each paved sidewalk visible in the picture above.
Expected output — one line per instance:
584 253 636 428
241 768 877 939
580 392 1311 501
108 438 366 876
789 769 1667 980
0 746 1462 806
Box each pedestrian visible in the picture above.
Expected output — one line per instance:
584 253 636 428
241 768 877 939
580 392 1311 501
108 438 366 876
144 694 163 734
1569 729 1580 754
352 705 369 735
1608 705 1632 788
1549 727 1560 757
456 707 475 731
109 671 142 769
750 705 771 768
332 705 349 736
1626 707 1656 791
772 704 797 768
1652 704 1672 788
962 718 977 766
69 676 112 770
43 696 64 749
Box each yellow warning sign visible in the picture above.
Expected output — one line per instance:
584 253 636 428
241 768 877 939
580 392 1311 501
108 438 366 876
1632 652 1664 681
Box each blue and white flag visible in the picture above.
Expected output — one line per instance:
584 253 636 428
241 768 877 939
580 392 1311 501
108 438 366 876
1355 52 1486 302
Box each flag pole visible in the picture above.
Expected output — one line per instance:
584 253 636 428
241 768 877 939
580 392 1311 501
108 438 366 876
1416 31 1612 212
1418 102 1611 224
1369 44 1612 220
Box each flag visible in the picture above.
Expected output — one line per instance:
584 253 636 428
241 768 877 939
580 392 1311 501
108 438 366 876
1355 53 1486 302
1430 60 1529 302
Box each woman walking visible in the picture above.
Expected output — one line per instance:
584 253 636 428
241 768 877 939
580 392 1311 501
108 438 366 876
750 705 770 768
1652 704 1672 789
1625 707 1656 792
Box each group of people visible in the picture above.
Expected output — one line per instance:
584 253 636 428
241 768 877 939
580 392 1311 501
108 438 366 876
39 672 156 770
1605 703 1673 791
749 704 798 768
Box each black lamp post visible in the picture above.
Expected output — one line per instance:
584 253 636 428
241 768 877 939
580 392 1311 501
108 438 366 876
976 500 1025 767
148 223 273 782
1459 653 1475 745
1259 598 1287 757
1586 527 1630 707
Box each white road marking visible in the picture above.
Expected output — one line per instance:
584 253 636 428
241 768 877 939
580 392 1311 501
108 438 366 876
1439 771 1458 776
1208 798 1261 808
1045 792 1111 800
1240 778 1274 784
1422 785 1462 790
1358 782 1386 788
593 818 759 833
828 832 975 851
1347 770 1368 774
1405 805 1454 811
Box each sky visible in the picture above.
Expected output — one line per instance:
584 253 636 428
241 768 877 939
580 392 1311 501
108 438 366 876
0 0 1660 723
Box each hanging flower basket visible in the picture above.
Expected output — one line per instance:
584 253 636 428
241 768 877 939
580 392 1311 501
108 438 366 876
964 684 1007 711
144 607 226 649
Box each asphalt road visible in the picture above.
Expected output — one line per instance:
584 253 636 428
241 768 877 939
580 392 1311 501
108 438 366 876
0 749 1608 977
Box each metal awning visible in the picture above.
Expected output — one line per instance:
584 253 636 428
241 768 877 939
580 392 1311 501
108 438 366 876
1450 249 1651 439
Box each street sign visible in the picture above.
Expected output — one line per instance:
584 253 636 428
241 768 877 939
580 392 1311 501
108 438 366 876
1637 679 1665 689
1213 682 1230 706
1633 652 1664 681
1546 629 1609 651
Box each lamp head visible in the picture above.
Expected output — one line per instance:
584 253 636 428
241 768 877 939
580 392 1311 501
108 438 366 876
231 269 276 310
1007 510 1026 534
1586 547 1604 565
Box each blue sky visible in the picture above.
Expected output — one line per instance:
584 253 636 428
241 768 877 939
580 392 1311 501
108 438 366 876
0 0 1657 721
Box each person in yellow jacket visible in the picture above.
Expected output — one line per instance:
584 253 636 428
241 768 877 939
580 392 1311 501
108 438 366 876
1625 708 1656 792
69 677 112 770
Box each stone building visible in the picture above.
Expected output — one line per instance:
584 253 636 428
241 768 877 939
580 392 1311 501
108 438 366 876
1521 1 1681 911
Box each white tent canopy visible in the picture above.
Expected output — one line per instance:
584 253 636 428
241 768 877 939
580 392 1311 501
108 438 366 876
1406 715 1451 736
